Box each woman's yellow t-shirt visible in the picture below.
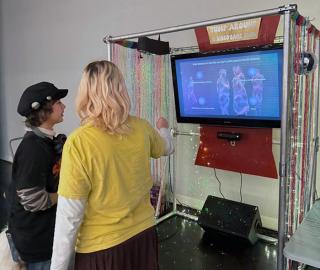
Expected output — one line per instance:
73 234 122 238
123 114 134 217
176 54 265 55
58 116 165 253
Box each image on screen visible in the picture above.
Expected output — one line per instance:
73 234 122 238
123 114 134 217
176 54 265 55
171 46 283 127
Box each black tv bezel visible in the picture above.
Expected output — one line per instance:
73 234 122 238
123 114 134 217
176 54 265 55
171 44 283 128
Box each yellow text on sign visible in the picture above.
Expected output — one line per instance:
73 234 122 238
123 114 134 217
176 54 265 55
207 18 261 44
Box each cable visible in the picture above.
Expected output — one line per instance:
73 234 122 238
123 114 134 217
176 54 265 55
240 172 243 203
213 168 225 198
157 223 181 242
175 198 194 209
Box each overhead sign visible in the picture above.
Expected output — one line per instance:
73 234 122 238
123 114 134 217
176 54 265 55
207 18 261 44
195 15 280 51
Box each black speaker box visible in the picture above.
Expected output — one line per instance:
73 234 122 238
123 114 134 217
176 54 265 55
198 196 262 245
137 36 170 55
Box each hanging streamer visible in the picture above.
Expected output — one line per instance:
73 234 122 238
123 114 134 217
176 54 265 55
286 15 320 270
111 43 173 200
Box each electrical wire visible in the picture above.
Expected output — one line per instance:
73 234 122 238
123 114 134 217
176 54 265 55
240 172 243 203
157 225 181 243
213 168 225 198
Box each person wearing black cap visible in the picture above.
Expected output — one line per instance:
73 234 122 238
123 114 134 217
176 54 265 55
6 82 68 270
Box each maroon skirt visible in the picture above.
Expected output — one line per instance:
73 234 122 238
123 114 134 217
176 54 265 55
74 227 159 270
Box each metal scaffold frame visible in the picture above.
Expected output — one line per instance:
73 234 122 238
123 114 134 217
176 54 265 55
103 5 299 270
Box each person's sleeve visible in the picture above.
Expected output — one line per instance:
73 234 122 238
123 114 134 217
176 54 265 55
159 128 174 155
145 121 173 158
50 196 86 270
14 142 54 211
17 187 53 212
58 138 91 199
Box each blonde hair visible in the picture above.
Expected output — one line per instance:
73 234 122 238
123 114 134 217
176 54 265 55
76 60 131 134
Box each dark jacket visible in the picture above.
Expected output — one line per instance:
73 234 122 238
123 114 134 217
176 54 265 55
8 131 60 263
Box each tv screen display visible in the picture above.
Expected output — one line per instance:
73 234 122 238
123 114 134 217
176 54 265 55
171 45 283 128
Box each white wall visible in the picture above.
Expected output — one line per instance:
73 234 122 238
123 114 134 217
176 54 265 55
0 0 320 230
0 1 4 159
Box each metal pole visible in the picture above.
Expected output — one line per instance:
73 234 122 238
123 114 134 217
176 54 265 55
176 211 198 221
172 132 177 213
104 5 297 43
9 137 23 158
105 35 112 61
277 9 292 270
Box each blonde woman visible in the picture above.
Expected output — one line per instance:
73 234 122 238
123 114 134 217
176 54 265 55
50 61 174 270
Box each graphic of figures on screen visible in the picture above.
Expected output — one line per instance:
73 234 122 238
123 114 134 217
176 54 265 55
232 65 249 115
186 76 197 106
250 69 265 115
216 69 230 115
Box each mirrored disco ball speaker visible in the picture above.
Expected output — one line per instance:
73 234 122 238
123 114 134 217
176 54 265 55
198 196 262 245
295 51 318 75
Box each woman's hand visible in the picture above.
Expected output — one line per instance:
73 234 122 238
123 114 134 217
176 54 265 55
156 117 169 129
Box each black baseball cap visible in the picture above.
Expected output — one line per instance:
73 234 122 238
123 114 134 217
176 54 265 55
17 82 68 117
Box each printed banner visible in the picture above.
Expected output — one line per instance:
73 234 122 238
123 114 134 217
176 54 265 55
207 18 261 44
195 15 280 51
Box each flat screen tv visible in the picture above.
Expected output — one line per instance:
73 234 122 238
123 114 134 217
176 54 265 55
171 45 283 128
